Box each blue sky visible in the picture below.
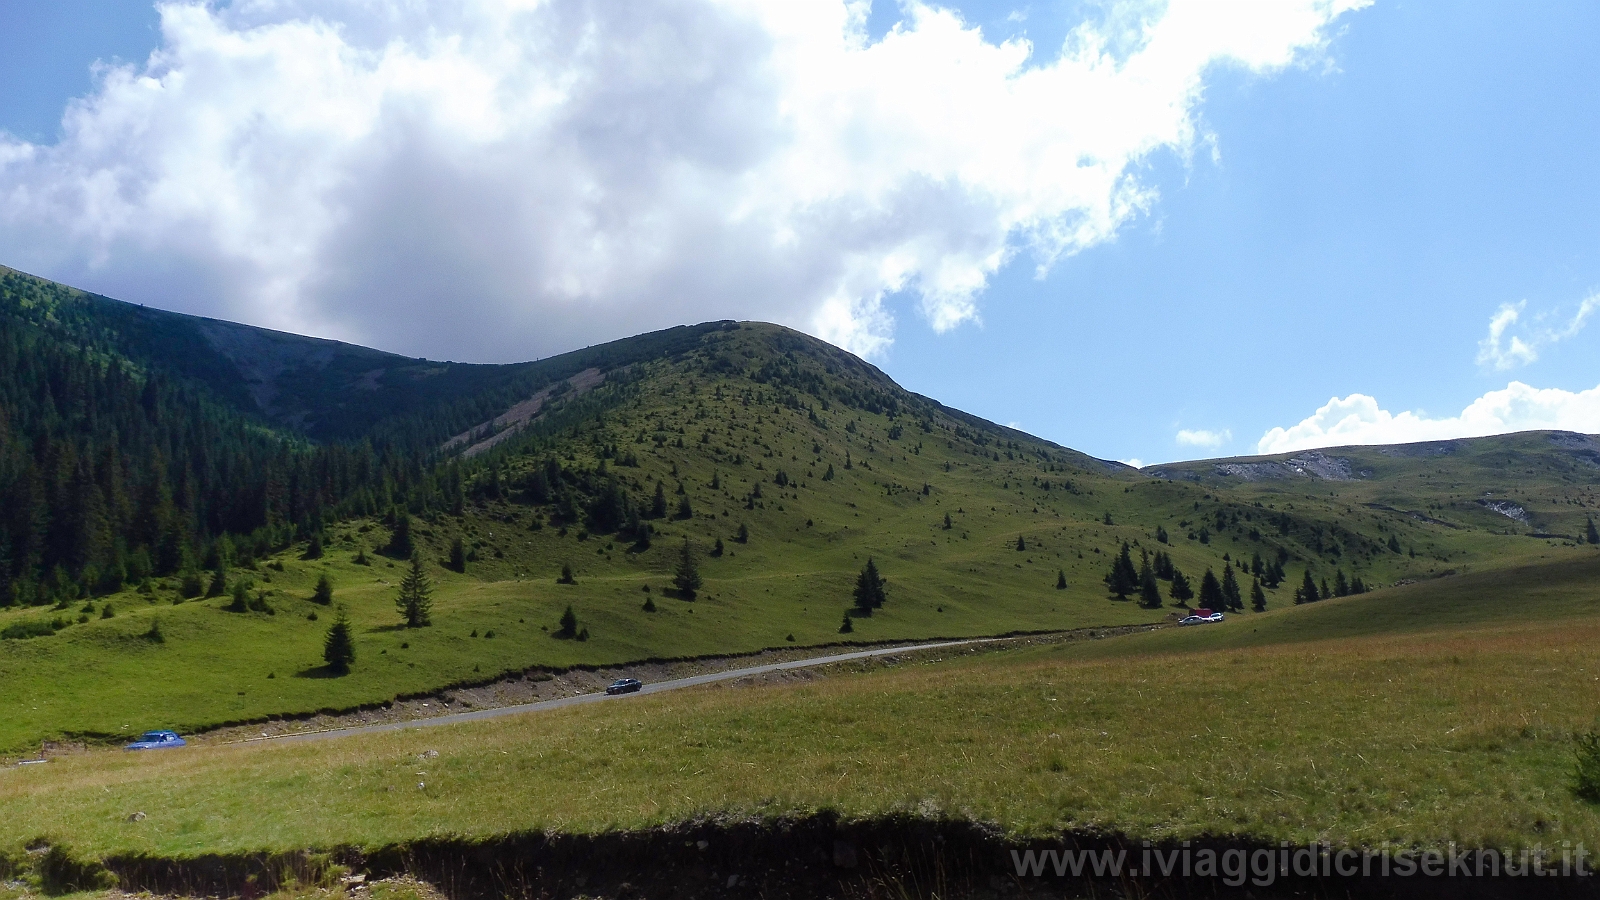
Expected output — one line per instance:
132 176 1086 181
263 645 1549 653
3 1 1599 464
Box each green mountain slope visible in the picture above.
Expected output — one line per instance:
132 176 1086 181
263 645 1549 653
1 266 1597 752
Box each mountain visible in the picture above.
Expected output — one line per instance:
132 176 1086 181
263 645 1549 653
1 265 1597 750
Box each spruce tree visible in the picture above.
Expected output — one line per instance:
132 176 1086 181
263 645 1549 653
1334 569 1350 598
1220 563 1242 611
737 522 750 543
1056 569 1067 590
943 512 952 530
651 482 668 518
1588 517 1599 545
1138 564 1162 609
558 562 575 584
395 553 433 627
676 494 693 520
1295 569 1320 604
1103 543 1138 599
305 532 324 560
1016 535 1027 552
206 565 228 598
839 611 853 633
1250 577 1267 612
448 537 467 573
387 512 414 559
1169 569 1194 604
853 557 887 610
1198 568 1224 611
228 580 250 613
1155 525 1168 544
558 604 578 638
1388 535 1403 553
312 573 334 605
323 606 355 675
673 538 702 599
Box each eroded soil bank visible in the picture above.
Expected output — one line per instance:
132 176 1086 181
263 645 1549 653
73 814 1598 900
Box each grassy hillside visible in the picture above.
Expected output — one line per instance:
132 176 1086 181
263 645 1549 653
3 266 1598 755
6 560 1600 860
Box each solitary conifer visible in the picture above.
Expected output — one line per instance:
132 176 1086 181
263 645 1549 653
1056 569 1067 590
323 606 355 675
395 553 433 627
557 604 578 638
839 611 854 633
1250 577 1267 612
853 557 887 610
312 573 334 605
1588 517 1599 545
448 537 467 573
674 538 702 599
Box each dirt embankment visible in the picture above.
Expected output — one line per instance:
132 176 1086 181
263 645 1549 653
70 814 1596 900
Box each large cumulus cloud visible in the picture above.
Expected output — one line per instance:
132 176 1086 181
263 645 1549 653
0 0 1365 361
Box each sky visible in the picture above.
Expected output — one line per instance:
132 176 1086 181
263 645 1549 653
1 1 1598 466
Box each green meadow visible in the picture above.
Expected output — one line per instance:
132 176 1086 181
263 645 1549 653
5 556 1600 861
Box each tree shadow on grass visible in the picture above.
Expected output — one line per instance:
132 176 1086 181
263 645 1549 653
364 623 412 634
293 665 346 679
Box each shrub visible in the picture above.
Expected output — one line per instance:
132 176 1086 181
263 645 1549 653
1 620 56 640
1576 730 1600 801
144 618 165 643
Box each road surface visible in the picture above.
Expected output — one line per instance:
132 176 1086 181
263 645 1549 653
249 638 995 745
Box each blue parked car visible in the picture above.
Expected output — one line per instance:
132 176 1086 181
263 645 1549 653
124 730 186 750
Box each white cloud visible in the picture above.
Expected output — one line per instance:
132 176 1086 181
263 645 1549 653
1119 457 1145 469
0 0 1365 362
1476 294 1599 371
1258 382 1600 454
1176 428 1230 448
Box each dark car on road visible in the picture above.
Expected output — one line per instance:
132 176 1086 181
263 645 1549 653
124 730 186 750
605 678 643 695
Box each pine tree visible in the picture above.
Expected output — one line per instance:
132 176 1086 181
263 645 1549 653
1016 535 1027 552
557 604 578 638
1388 535 1403 553
737 522 750 543
1056 569 1067 590
651 482 668 518
387 512 414 559
312 573 334 605
558 562 576 584
395 553 433 627
1198 568 1224 611
1169 569 1194 604
1588 517 1599 545
853 557 887 610
839 611 853 633
304 532 323 560
448 537 467 573
674 538 702 599
1138 563 1162 609
1295 569 1320 604
676 494 693 520
1220 563 1242 611
943 512 953 530
1334 569 1350 597
1250 577 1267 612
228 580 249 613
823 463 835 481
323 606 355 675
1155 525 1168 544
206 565 227 598
1103 542 1138 599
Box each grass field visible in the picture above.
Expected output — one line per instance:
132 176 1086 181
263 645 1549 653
5 556 1599 864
